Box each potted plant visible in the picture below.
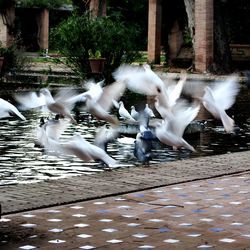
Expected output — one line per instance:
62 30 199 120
88 49 106 73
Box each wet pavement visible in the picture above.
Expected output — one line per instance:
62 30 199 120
0 171 249 249
0 151 250 249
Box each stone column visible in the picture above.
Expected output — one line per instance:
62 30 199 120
0 14 8 46
89 0 107 17
194 0 214 72
38 8 49 51
147 0 162 64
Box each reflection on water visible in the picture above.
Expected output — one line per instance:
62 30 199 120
0 108 249 186
0 89 250 185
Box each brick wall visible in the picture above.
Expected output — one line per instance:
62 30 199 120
147 0 162 64
194 0 214 72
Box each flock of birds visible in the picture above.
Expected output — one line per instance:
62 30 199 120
0 64 241 168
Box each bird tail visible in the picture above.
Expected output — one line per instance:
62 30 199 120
220 110 235 133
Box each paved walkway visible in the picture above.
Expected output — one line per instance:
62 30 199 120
1 150 250 216
0 165 249 249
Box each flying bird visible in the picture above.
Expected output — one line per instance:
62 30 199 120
67 79 104 104
15 88 77 123
44 133 118 168
76 80 126 125
200 75 240 132
155 100 200 152
154 73 187 120
113 63 164 96
36 114 69 147
0 98 26 120
94 124 119 152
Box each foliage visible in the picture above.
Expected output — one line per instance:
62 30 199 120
107 0 148 50
51 11 142 80
88 49 102 59
182 27 192 47
17 0 72 9
0 40 31 75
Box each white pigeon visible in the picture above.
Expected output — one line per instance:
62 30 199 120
130 106 140 120
67 79 104 104
154 73 187 120
36 115 69 147
155 100 200 152
113 63 164 95
79 80 126 125
144 104 155 118
94 124 119 151
15 91 46 110
200 75 240 132
0 98 26 120
40 88 77 123
44 133 117 168
118 101 136 121
15 88 76 123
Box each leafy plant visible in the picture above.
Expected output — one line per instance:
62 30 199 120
0 40 31 76
88 49 102 59
51 11 142 80
17 0 72 9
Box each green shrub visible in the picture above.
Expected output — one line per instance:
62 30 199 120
50 11 142 80
17 0 72 9
0 41 31 76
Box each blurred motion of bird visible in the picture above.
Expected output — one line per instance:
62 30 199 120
94 124 119 152
76 80 126 125
43 131 118 168
155 100 200 152
67 79 104 104
36 114 69 148
154 73 187 120
113 64 164 95
0 98 26 120
200 75 240 133
15 88 77 123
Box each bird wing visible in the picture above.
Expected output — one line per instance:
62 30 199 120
166 73 187 107
72 134 117 167
98 81 126 111
15 91 46 110
54 88 78 111
210 76 240 110
0 98 26 120
113 64 163 95
202 86 219 118
94 125 119 150
170 100 200 137
45 119 70 141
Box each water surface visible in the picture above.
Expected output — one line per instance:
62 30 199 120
0 87 250 185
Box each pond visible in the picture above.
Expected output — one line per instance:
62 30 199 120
0 84 250 186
